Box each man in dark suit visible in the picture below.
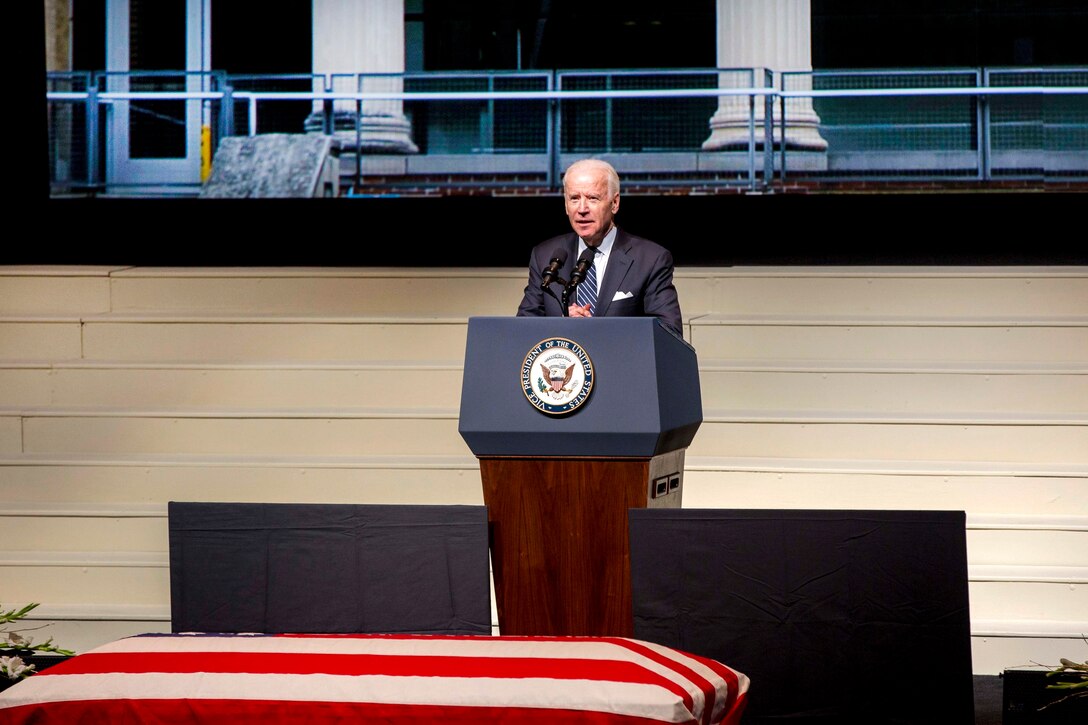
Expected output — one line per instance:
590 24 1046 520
516 159 683 336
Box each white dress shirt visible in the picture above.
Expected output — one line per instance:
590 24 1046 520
577 225 617 287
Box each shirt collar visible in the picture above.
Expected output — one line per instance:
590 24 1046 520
579 225 617 257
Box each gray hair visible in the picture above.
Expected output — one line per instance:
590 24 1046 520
562 158 620 196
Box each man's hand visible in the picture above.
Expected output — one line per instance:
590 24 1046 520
568 303 593 318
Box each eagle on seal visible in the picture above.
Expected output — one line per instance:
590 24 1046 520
541 362 575 393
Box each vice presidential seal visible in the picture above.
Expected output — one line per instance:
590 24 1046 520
521 337 594 415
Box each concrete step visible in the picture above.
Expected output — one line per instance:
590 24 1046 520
0 363 466 409
3 454 1081 514
697 365 1088 416
3 361 1084 416
688 315 1088 365
6 407 1079 457
0 319 83 360
77 315 472 363
687 417 1088 465
2 514 167 553
17 410 470 457
6 408 1086 462
0 416 20 453
7 265 1085 319
17 612 171 657
971 632 1086 676
681 465 1087 517
0 266 119 315
107 267 528 316
678 266 1088 319
8 313 1084 366
0 557 168 606
970 579 1088 622
0 455 484 506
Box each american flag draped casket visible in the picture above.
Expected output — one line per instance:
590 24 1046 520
0 632 749 724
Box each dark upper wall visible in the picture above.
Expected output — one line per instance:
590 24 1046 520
14 193 1087 267
813 0 1088 68
59 1 1088 75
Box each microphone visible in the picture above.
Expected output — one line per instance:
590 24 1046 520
539 247 568 289
567 247 596 289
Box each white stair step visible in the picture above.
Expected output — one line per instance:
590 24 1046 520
688 419 1088 464
8 265 1086 319
967 529 1088 567
0 266 119 315
0 320 83 360
109 267 528 316
0 561 168 606
971 635 1085 676
681 467 1087 516
0 516 167 553
0 364 53 407
19 412 469 457
17 409 1083 461
0 455 484 506
0 363 465 409
7 361 1084 415
0 416 21 453
79 316 471 363
698 367 1088 416
677 266 1088 318
16 618 171 657
688 315 1088 365
969 580 1088 622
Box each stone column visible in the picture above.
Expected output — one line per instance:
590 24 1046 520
44 0 74 186
44 0 70 72
703 0 826 150
311 0 418 153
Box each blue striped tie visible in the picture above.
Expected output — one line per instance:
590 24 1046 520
576 248 598 314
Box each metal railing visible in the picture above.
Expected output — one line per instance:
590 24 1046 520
780 67 1088 182
45 67 1088 196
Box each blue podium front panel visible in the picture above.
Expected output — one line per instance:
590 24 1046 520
458 317 701 457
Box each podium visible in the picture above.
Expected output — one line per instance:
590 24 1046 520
458 316 702 636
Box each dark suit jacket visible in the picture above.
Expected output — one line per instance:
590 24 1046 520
516 228 683 336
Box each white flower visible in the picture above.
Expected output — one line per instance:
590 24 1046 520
0 655 36 681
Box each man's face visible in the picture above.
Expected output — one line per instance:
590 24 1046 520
564 167 619 247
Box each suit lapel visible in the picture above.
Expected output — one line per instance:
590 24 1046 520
594 230 632 318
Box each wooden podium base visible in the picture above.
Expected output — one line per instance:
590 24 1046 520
480 450 684 636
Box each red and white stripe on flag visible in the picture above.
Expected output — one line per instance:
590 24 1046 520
0 633 748 724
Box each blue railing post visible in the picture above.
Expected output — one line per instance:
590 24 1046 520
322 74 334 135
772 70 782 189
604 74 614 153
482 75 495 152
355 74 363 191
548 71 560 191
979 68 991 181
764 69 775 191
219 81 234 140
746 70 756 191
86 75 100 189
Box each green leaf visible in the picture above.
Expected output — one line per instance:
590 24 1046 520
0 603 40 625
